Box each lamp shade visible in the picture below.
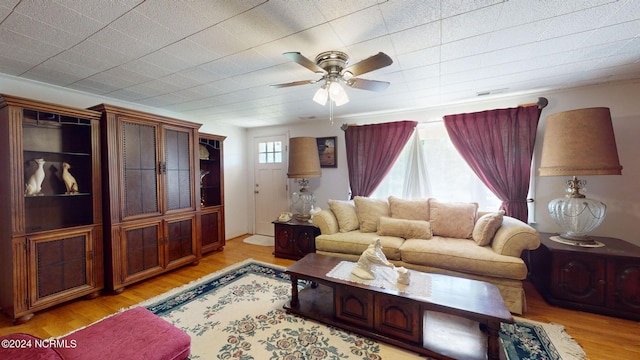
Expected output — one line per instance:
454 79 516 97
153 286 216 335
539 107 622 176
287 137 321 179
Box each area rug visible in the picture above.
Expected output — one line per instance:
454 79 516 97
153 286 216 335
132 259 587 360
242 234 275 247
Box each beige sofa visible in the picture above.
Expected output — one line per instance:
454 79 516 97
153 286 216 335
311 196 541 314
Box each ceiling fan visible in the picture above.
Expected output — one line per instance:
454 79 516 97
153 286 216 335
271 51 393 106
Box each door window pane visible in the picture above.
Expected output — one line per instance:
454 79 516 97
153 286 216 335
258 141 283 164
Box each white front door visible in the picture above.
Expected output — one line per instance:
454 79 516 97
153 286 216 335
254 135 288 236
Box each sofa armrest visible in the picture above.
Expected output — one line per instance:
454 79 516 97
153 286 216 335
491 216 541 257
312 209 340 235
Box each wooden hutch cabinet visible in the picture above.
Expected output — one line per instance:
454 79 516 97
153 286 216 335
198 133 226 253
90 104 201 292
0 95 103 323
528 232 640 320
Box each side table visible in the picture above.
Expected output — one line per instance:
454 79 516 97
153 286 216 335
273 219 320 260
528 232 640 320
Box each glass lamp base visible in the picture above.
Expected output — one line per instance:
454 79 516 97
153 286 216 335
549 235 604 247
548 196 607 246
292 179 315 222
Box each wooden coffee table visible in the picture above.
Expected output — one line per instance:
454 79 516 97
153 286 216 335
284 253 513 360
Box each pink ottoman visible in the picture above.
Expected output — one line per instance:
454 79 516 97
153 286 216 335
56 307 190 360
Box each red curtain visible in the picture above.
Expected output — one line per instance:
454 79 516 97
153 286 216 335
345 120 417 198
443 106 542 222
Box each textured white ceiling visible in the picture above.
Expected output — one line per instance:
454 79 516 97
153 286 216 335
0 0 638 127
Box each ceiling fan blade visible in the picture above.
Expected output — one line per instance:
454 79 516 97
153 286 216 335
283 52 325 73
270 79 317 88
347 78 390 92
343 52 393 77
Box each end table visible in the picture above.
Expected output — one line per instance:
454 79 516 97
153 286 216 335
273 219 320 260
528 232 640 320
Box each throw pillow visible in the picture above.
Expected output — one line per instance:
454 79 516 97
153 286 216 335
377 216 432 239
388 196 429 221
473 211 505 246
328 200 359 232
354 196 389 233
428 199 478 239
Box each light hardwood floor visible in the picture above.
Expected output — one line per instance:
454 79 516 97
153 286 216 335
1 235 638 359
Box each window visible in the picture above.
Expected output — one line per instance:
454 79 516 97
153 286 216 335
258 141 283 164
371 122 502 212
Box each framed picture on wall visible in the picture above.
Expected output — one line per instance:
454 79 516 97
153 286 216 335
316 136 337 168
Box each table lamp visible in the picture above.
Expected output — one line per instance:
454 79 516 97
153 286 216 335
539 107 622 246
288 137 322 221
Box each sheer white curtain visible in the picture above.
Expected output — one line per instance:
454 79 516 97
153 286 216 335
371 129 432 200
402 130 431 199
371 122 502 212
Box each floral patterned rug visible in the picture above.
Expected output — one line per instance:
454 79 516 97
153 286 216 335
133 259 586 360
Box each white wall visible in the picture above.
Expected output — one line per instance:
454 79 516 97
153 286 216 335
249 80 640 246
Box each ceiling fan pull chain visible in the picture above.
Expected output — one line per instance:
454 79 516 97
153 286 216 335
329 100 334 125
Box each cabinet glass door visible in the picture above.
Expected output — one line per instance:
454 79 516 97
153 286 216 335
122 222 162 282
166 217 196 265
22 110 95 232
201 210 221 250
28 229 94 308
122 121 160 218
199 138 222 207
165 128 193 211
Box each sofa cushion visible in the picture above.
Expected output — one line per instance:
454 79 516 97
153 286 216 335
377 216 432 239
354 197 389 233
312 209 339 235
473 211 504 246
328 200 359 232
315 232 404 260
428 199 478 238
388 196 429 221
399 237 528 280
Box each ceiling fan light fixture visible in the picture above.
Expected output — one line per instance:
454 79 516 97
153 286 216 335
312 86 328 106
328 81 349 106
275 50 393 114
333 89 349 106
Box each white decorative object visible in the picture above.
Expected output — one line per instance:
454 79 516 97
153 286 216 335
397 266 411 285
351 238 395 280
200 169 210 185
25 158 45 195
309 206 322 223
62 162 79 194
310 206 321 217
327 261 432 297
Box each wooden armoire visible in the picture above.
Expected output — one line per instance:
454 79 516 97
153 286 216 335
90 104 202 292
0 95 103 323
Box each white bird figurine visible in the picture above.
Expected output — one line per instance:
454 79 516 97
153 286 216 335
25 158 45 195
62 162 79 194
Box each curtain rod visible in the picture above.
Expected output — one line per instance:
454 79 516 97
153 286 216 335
342 97 549 131
519 97 549 109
